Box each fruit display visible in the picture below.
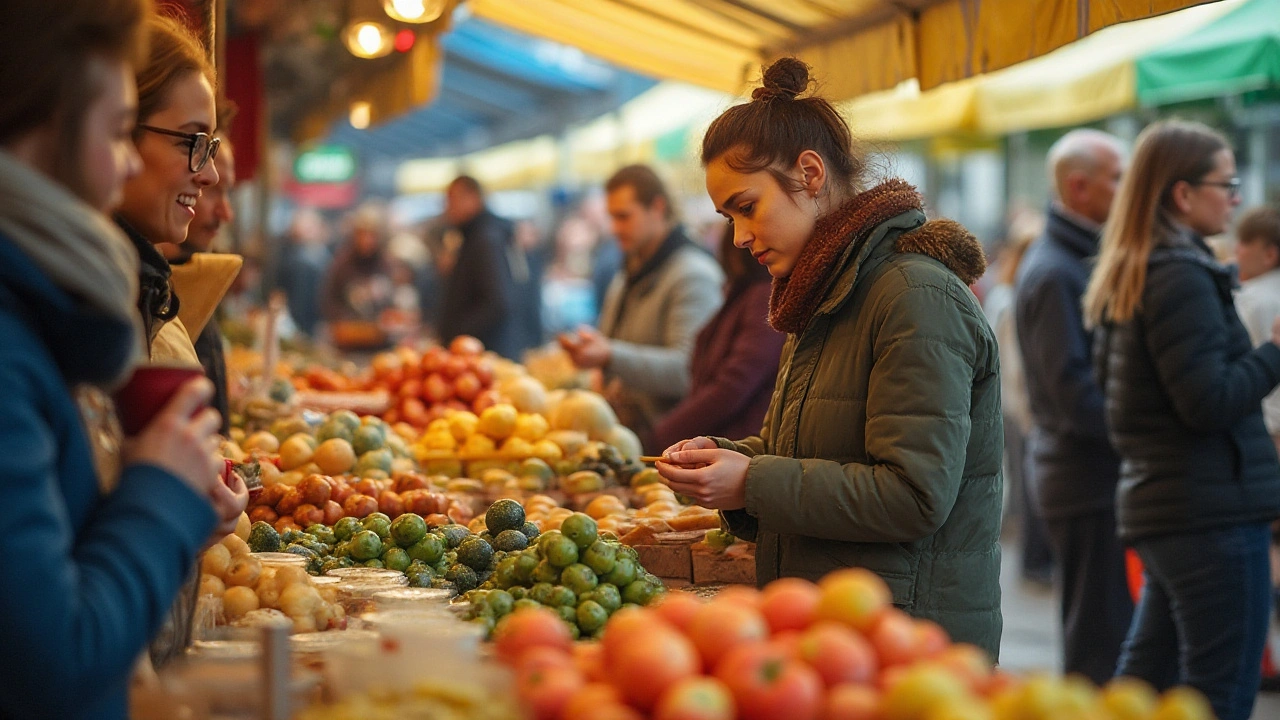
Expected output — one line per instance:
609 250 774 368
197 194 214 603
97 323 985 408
455 500 666 641
294 679 522 720
198 532 346 634
492 570 1216 720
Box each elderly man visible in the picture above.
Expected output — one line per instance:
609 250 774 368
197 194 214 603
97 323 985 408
1015 129 1133 685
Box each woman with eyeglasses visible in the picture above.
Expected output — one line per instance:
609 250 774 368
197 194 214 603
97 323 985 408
114 12 248 669
0 0 228 717
1085 119 1279 720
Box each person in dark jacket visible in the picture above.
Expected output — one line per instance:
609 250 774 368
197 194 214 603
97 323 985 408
0 2 226 717
277 207 331 337
1085 120 1280 720
436 175 523 358
650 224 784 452
321 204 397 351
1015 129 1133 685
657 58 1003 658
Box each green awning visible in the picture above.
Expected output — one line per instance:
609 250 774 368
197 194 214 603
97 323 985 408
1136 0 1280 106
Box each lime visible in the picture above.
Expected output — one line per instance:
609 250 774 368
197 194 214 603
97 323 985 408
353 425 387 456
362 515 393 540
520 522 541 541
530 582 555 605
560 513 598 549
333 541 351 558
603 556 637 587
509 586 528 601
514 598 542 613
514 553 540 584
537 530 565 556
329 410 361 433
349 530 383 561
549 585 577 608
382 547 411 573
407 570 433 588
363 559 385 569
457 537 495 572
592 583 622 613
486 589 515 617
582 540 617 576
543 535 580 569
355 448 393 475
555 604 577 626
407 534 444 564
493 559 519 589
470 615 495 638
576 600 608 633
532 559 560 585
391 514 429 547
567 623 581 641
622 579 659 606
316 419 354 444
439 525 471 549
445 564 479 592
561 564 599 596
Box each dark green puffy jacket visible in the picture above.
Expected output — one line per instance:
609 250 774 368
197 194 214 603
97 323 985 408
717 209 1004 658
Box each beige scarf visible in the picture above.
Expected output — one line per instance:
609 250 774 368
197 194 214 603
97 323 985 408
0 149 144 386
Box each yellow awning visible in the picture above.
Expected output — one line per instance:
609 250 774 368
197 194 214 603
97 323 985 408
840 0 1239 140
469 0 1224 101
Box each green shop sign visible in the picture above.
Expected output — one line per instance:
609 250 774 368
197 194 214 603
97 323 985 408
294 146 356 183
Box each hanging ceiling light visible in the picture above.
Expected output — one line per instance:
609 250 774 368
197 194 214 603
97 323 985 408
343 20 393 59
383 0 447 24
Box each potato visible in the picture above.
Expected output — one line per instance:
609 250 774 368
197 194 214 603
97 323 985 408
275 487 303 516
323 500 344 526
224 555 262 587
280 584 322 618
200 544 231 578
221 534 251 558
223 586 260 620
275 566 310 589
297 475 332 506
248 506 279 524
256 582 281 610
293 503 324 527
291 615 317 634
199 573 226 598
256 483 287 508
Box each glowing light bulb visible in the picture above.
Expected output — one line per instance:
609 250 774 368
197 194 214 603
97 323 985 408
384 0 446 23
350 102 372 130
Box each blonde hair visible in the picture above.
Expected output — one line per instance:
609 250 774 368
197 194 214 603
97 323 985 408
134 13 215 127
1083 120 1228 327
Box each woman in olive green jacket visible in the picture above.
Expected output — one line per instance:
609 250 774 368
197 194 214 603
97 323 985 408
657 58 1004 657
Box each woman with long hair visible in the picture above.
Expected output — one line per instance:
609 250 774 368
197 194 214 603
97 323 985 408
115 12 248 668
0 1 225 716
657 57 1003 657
1085 119 1280 720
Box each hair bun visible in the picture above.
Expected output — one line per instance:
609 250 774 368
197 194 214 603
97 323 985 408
752 57 810 101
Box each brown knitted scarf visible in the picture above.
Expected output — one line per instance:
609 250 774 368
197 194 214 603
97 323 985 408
768 179 924 333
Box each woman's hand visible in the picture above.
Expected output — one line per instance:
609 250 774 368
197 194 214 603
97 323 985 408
122 378 224 498
657 448 749 510
662 436 718 457
207 471 249 541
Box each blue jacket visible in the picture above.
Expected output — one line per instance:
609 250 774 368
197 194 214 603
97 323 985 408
1014 207 1121 519
0 233 216 720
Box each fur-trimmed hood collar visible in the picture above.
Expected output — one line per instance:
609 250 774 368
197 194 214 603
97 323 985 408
895 218 987 285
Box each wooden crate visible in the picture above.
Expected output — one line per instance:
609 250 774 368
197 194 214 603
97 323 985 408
691 544 756 585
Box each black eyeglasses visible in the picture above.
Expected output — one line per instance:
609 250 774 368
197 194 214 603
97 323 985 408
1191 177 1242 199
137 124 220 173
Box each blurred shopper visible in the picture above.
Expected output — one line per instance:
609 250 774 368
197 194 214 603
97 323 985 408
321 204 397 351
656 59 1002 656
115 13 248 669
0 1 228 717
277 207 331 336
559 165 723 445
650 225 784 451
1234 206 1280 444
1016 129 1133 685
436 175 524 358
983 210 1053 586
1085 120 1279 720
159 110 237 434
510 219 546 353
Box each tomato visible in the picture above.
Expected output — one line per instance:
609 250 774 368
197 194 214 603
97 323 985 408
562 683 624 720
688 600 769 671
601 607 661 666
516 646 575 676
815 568 891 632
610 626 700 711
716 642 823 720
932 644 993 693
823 684 881 720
517 665 583 720
572 641 607 683
796 622 878 687
654 677 736 720
715 584 762 609
869 610 919 667
494 607 572 662
913 619 949 659
450 335 485 356
760 577 821 633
